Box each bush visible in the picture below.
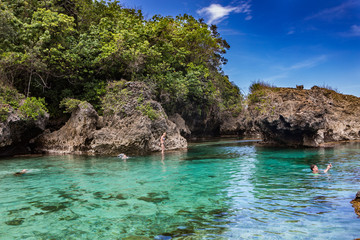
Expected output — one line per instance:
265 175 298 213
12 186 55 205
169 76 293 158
19 97 48 120
0 84 25 122
0 104 10 122
60 98 85 113
247 80 276 104
249 80 274 93
136 102 160 121
101 81 130 116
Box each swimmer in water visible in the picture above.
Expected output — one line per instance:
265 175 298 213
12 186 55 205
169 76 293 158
14 169 28 176
310 163 332 174
118 153 129 160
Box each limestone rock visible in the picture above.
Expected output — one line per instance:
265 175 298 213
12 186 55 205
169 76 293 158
219 110 260 138
35 81 187 155
248 86 360 147
351 191 360 217
34 102 98 154
0 106 48 156
91 103 187 155
169 113 191 138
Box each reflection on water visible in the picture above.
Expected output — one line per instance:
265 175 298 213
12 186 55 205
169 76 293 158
1 141 360 239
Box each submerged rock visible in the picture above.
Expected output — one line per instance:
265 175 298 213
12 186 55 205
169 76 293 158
122 236 152 240
5 218 24 226
138 191 170 203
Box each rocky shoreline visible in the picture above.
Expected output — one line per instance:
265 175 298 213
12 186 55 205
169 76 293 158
1 83 360 157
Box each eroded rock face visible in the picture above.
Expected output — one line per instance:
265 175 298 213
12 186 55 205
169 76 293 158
91 110 187 155
35 102 99 154
35 81 187 155
0 107 48 156
248 86 360 147
351 191 360 217
169 113 191 138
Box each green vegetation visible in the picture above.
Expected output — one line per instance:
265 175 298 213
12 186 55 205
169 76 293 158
101 80 129 116
247 80 278 104
0 0 243 119
248 81 270 104
19 97 47 120
59 98 87 113
136 102 160 121
0 83 48 122
0 84 21 121
249 80 275 93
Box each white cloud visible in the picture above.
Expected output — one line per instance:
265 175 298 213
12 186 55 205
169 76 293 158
283 55 328 71
339 24 360 37
197 1 252 25
349 25 360 36
218 28 247 36
263 73 288 82
264 55 328 82
305 0 360 21
287 30 295 35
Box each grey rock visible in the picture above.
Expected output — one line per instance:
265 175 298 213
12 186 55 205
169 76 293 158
169 113 191 138
35 81 187 155
247 86 360 147
0 106 48 156
34 102 98 154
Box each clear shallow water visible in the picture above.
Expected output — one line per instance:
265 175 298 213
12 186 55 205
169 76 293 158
1 140 360 240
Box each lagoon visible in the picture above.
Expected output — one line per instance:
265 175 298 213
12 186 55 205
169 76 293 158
1 139 360 239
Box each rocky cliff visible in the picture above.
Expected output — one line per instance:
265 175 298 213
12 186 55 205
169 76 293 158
3 82 360 156
0 83 49 156
34 81 187 155
0 105 48 156
244 86 360 147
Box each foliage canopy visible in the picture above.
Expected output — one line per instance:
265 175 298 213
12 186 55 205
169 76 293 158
0 0 243 117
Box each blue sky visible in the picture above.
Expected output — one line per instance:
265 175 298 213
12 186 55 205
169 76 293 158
120 0 360 96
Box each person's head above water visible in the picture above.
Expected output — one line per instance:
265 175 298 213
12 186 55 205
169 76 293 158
310 163 332 173
118 153 128 159
310 164 319 173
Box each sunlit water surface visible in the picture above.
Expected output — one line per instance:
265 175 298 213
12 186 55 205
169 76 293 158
1 140 360 239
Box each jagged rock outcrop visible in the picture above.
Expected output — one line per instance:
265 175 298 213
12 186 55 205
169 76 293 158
247 86 360 147
171 103 222 137
34 102 99 154
219 110 260 138
351 191 360 217
0 107 48 156
35 81 187 155
169 113 191 138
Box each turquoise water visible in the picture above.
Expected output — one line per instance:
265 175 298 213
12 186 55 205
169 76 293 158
1 139 360 239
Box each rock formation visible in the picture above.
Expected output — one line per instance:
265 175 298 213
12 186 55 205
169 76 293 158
169 113 191 138
219 110 260 138
246 86 360 147
34 102 99 154
0 106 48 156
351 191 360 217
34 81 187 155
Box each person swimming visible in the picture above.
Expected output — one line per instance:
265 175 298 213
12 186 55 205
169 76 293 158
118 153 129 160
14 169 28 176
310 163 332 173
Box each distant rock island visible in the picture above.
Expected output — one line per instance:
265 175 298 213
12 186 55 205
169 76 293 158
239 85 360 147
